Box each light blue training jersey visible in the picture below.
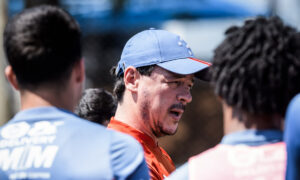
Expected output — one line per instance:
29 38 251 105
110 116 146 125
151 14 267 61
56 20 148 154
0 107 149 180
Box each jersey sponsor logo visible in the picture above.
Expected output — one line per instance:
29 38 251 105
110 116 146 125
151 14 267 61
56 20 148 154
228 144 285 167
1 121 58 139
0 121 63 179
226 144 285 179
9 171 51 179
0 145 58 170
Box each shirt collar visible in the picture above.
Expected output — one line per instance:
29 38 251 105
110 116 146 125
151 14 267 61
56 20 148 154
11 106 76 122
221 129 283 146
108 118 158 147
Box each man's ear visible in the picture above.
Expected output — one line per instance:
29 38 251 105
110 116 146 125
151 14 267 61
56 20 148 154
73 58 85 84
123 66 140 92
5 66 19 90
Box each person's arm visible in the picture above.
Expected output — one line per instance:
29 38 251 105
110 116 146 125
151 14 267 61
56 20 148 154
285 94 300 180
110 131 150 180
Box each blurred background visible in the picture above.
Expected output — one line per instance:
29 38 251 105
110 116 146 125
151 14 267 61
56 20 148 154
1 0 300 166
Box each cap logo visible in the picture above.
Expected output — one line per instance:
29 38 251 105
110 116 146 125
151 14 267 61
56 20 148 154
122 62 126 71
177 36 193 56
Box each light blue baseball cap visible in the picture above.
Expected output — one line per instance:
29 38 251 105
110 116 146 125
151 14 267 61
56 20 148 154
115 29 211 78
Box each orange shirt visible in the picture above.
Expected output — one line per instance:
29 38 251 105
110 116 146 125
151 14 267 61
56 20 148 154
108 117 175 180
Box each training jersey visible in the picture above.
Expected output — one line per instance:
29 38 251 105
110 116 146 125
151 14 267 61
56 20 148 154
0 107 149 180
285 93 300 180
168 130 285 180
108 118 175 180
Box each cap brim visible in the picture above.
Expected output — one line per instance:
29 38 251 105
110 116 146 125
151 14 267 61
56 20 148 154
194 67 211 81
157 57 211 80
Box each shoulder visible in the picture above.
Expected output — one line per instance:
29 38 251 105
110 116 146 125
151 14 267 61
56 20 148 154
167 163 189 180
109 130 146 178
58 111 108 135
109 129 144 160
191 144 223 160
188 144 230 171
285 94 300 137
286 93 300 118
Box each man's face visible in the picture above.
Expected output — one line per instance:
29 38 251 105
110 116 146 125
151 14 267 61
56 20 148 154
138 66 194 137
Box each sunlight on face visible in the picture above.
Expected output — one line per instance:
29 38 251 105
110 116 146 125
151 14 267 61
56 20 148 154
138 66 194 137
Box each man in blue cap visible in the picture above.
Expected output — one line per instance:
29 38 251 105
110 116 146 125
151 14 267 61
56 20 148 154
108 29 210 180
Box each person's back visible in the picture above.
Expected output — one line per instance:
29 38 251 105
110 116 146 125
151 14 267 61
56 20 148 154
168 16 300 180
0 107 145 179
0 5 149 180
188 139 285 179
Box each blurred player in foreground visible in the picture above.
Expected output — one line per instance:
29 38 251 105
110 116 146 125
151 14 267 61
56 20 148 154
0 5 149 180
168 16 300 179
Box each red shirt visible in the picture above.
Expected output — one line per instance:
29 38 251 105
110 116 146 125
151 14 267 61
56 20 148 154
108 117 175 180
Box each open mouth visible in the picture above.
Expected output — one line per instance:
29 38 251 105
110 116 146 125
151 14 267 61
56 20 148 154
169 109 183 118
170 111 180 117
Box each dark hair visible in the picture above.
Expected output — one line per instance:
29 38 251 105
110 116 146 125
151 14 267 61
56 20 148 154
211 16 300 117
110 65 155 102
3 5 81 88
75 88 117 125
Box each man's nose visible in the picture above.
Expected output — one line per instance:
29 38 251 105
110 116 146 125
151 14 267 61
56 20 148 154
177 89 192 104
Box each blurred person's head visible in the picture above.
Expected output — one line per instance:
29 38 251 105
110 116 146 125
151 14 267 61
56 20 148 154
211 16 300 132
111 29 210 139
76 88 116 126
3 5 84 111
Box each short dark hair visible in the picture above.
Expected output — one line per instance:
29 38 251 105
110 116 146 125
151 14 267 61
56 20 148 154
75 88 117 125
211 16 300 117
111 65 156 102
3 5 81 88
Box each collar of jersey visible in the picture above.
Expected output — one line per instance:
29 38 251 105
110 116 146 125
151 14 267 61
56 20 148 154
10 106 76 122
109 118 158 147
220 129 283 146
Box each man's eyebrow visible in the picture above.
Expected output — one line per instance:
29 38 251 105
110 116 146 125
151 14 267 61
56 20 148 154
165 75 195 84
164 72 187 79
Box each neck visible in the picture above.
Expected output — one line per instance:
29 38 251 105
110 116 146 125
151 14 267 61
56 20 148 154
20 85 76 112
223 103 283 135
114 95 158 142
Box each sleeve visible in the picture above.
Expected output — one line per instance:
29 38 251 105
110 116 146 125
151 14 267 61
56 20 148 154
126 158 149 180
0 170 8 180
110 131 150 180
284 94 300 180
165 162 189 180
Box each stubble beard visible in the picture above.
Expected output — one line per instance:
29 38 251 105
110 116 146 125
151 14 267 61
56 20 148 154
140 91 178 138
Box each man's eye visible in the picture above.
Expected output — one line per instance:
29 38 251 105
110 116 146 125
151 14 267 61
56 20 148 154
174 81 181 85
167 81 180 87
172 81 181 86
